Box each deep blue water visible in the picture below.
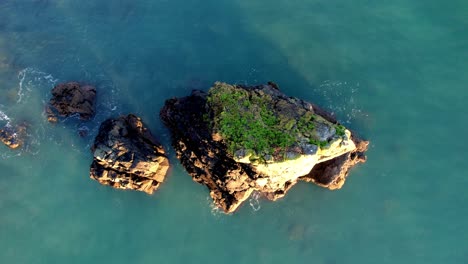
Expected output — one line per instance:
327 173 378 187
0 1 467 263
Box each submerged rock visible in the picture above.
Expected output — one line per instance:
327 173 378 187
90 114 169 194
160 82 369 213
46 82 96 122
0 123 27 149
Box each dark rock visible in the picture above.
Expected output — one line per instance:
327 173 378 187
90 114 169 194
77 125 89 137
47 82 96 122
314 121 336 141
301 143 318 155
299 102 369 189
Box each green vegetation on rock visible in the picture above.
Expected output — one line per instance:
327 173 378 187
207 84 294 156
335 124 346 137
206 83 340 159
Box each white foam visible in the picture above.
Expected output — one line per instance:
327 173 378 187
249 192 261 212
0 110 10 121
0 109 11 128
17 67 58 104
0 68 60 158
207 198 220 217
17 69 27 103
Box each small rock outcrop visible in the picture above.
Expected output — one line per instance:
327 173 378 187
0 123 27 149
46 82 96 122
90 114 169 194
160 82 369 213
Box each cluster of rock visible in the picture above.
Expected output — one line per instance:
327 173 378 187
1 81 97 150
45 82 170 194
3 80 368 214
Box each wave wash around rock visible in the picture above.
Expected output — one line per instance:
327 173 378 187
160 82 369 213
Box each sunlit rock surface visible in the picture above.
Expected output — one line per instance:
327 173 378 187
0 122 27 149
90 114 169 194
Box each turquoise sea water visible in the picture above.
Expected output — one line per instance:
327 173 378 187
1 1 467 263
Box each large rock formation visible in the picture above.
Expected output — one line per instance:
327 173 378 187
46 82 96 122
0 123 27 149
90 114 170 194
160 82 369 213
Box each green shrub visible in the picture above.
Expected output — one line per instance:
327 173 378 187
335 124 346 137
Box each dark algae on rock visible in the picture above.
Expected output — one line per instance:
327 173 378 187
161 82 369 213
90 114 170 194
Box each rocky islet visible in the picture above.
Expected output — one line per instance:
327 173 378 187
160 82 369 213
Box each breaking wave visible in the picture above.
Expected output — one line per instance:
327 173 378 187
249 191 261 212
208 196 223 217
17 68 59 104
0 108 11 127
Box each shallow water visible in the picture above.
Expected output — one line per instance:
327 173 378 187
1 1 467 263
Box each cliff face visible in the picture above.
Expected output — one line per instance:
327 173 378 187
160 82 368 213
